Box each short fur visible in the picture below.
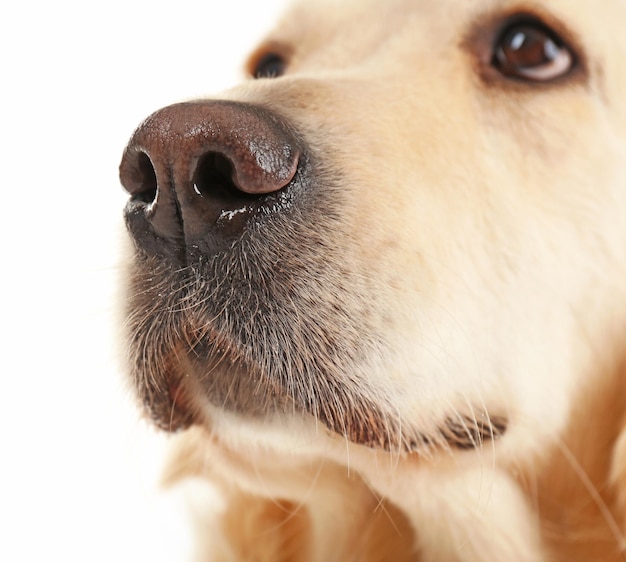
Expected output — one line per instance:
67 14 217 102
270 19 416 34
121 0 626 560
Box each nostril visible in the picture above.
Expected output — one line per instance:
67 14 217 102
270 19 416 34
119 149 158 204
134 152 158 204
193 152 256 202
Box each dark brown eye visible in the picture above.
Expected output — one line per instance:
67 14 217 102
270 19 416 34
493 21 574 82
252 53 287 79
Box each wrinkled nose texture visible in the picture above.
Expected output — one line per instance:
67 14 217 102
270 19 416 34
119 100 301 252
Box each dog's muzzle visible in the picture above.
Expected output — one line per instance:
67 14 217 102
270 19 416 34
118 101 510 451
119 100 302 261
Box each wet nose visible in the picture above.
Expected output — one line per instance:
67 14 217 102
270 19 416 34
119 100 301 251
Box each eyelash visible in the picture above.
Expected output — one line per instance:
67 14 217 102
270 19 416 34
251 52 288 79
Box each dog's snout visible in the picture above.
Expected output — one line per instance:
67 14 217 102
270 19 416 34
119 100 301 253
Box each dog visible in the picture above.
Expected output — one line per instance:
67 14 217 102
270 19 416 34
118 0 626 560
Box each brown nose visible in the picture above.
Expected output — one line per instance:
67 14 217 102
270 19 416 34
119 100 300 253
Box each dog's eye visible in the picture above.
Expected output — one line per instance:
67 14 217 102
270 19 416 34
493 21 574 82
252 52 287 79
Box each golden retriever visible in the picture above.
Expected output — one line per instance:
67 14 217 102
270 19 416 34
118 0 626 560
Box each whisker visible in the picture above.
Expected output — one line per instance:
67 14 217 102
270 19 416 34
553 438 626 551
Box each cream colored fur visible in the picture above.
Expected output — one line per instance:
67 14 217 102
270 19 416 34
127 0 626 559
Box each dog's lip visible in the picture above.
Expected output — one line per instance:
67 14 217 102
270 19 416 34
147 395 194 433
141 352 200 432
168 380 191 416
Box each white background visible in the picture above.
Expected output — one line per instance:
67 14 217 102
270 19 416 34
1 0 285 559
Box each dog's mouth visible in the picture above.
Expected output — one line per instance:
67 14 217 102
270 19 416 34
124 242 509 454
123 214 411 450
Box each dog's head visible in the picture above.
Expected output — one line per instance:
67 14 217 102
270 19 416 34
119 0 626 461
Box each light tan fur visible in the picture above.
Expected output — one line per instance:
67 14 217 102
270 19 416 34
124 0 626 560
